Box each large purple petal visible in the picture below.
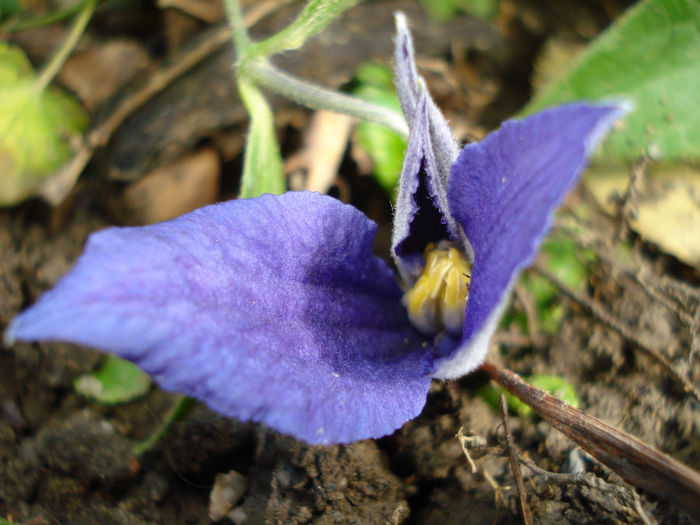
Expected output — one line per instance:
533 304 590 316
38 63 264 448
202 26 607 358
7 192 433 444
434 103 627 378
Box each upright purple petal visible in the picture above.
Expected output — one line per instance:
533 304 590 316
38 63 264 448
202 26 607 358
393 12 421 122
7 192 433 444
392 93 449 281
392 14 466 282
434 103 627 378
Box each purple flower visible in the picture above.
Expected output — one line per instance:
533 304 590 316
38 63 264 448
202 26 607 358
4 15 626 444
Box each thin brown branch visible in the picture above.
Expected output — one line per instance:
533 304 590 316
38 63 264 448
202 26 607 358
499 395 533 525
518 455 588 485
480 362 700 517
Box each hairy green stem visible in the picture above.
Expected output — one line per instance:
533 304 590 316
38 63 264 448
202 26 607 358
34 0 98 93
222 0 408 136
246 60 409 137
247 0 358 58
222 0 250 56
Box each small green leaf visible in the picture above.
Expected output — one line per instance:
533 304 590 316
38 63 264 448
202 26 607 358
0 43 88 206
530 374 580 408
478 374 580 418
354 62 394 89
517 273 563 334
74 354 152 405
541 235 595 290
419 0 498 21
419 0 459 21
237 78 285 199
352 63 407 195
458 0 498 19
249 0 358 58
524 0 700 161
510 234 594 334
0 41 31 82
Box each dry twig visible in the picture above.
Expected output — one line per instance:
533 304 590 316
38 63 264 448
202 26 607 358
499 395 533 525
480 362 700 517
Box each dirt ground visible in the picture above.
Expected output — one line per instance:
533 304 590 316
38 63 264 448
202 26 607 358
1 1 698 523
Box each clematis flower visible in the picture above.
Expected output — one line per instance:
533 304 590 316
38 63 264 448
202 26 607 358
4 15 626 445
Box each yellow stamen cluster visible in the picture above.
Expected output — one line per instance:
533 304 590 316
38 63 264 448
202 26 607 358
403 242 471 336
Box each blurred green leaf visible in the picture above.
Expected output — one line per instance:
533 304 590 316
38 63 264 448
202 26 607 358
0 41 32 82
0 43 88 206
419 0 498 21
460 0 498 19
478 374 580 418
0 0 20 22
354 62 394 88
509 235 594 334
518 273 563 334
352 63 407 195
249 0 358 58
74 354 152 405
530 374 580 407
525 0 700 162
237 79 285 198
541 235 595 290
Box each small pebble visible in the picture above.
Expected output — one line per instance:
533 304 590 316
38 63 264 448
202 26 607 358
208 470 247 521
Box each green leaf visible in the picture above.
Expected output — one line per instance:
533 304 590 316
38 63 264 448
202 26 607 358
352 64 407 195
73 354 152 405
457 0 498 19
532 375 580 405
237 79 285 198
524 0 700 162
0 43 88 206
354 62 394 89
541 235 595 290
249 0 358 58
478 374 580 418
419 0 460 21
419 0 498 21
508 234 595 334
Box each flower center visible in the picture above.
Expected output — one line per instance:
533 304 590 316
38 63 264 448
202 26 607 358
403 242 471 336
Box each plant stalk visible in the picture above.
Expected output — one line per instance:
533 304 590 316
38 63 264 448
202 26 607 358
246 59 409 137
34 0 98 93
222 0 250 56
